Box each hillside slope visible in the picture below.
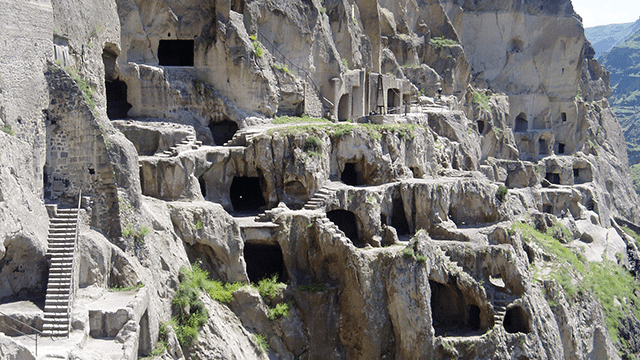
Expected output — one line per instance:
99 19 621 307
585 18 640 58
600 28 640 193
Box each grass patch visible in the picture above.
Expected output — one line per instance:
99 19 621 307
272 114 330 124
472 90 491 111
430 36 457 49
622 225 640 248
305 135 323 154
122 225 151 244
172 265 210 347
255 274 284 299
65 67 97 114
253 40 264 58
511 221 640 349
298 282 328 292
1 126 14 135
496 185 508 202
109 283 144 292
273 62 295 77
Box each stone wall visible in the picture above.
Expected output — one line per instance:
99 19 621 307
45 66 120 237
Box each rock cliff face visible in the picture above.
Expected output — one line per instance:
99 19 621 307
0 0 639 359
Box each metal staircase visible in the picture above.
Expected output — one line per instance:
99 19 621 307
42 194 81 337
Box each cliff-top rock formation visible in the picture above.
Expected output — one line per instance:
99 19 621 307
0 0 639 359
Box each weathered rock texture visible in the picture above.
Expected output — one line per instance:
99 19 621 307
0 0 639 359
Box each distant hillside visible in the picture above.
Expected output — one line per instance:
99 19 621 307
600 28 640 193
585 18 640 58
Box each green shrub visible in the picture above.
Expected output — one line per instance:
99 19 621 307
109 283 144 292
416 254 427 263
401 246 415 259
496 185 508 202
1 126 14 135
253 40 264 58
305 136 323 154
254 333 269 353
430 36 457 49
622 226 640 248
256 274 283 299
268 302 292 320
195 219 203 230
472 90 491 111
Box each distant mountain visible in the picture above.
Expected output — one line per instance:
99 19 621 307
599 27 640 192
585 18 640 58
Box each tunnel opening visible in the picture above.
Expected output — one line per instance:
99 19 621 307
341 162 361 186
338 93 350 121
105 80 132 120
327 209 364 247
198 174 207 198
545 172 560 185
391 197 410 236
538 139 548 155
515 113 528 133
158 39 194 66
558 143 565 154
477 120 485 134
208 118 238 145
430 280 482 336
543 204 553 214
503 306 531 333
388 88 400 114
230 176 266 212
561 112 567 122
244 242 289 283
137 310 151 357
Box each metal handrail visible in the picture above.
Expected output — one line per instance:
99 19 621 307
0 311 40 356
256 30 334 108
66 189 82 337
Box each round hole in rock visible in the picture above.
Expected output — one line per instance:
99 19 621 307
230 176 266 212
503 306 531 333
327 209 364 247
243 242 289 283
209 118 238 145
341 163 361 186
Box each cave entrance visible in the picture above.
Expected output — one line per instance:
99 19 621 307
387 88 400 114
158 40 194 66
558 143 565 154
341 162 361 186
503 306 531 333
208 118 238 145
105 80 132 120
515 113 528 133
391 197 410 236
327 209 364 247
538 139 548 155
429 280 481 336
561 112 567 122
137 310 151 357
198 174 207 199
545 172 560 185
230 176 266 212
338 93 350 121
477 120 485 134
244 242 289 283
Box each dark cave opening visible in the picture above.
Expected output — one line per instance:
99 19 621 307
158 39 194 66
430 280 482 336
244 242 289 283
561 112 567 122
341 163 361 186
230 176 266 212
327 209 364 247
208 118 238 146
515 113 528 133
105 80 132 120
477 120 485 134
558 143 565 154
338 93 350 121
198 174 207 198
545 172 560 185
391 198 410 236
503 306 531 334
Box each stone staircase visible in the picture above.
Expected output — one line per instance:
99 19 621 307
160 135 202 157
493 292 509 326
303 186 337 211
316 215 350 246
223 129 259 147
42 207 79 337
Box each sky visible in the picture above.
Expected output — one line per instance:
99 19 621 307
572 0 640 28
